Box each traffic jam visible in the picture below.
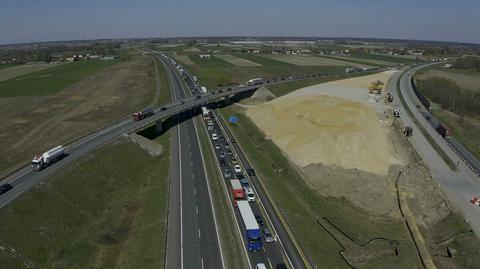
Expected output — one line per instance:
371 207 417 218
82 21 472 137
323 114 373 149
162 53 287 267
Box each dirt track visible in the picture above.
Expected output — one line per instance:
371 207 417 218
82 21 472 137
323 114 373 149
0 55 155 177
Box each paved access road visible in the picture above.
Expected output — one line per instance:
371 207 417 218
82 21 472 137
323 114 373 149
159 55 224 269
390 66 480 236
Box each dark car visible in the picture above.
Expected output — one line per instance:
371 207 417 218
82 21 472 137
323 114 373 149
426 115 432 120
247 168 256 176
219 159 226 166
228 87 233 91
218 89 224 93
239 174 249 187
231 138 236 143
160 107 167 111
276 263 287 269
0 183 13 195
179 100 185 105
196 95 201 99
255 215 264 226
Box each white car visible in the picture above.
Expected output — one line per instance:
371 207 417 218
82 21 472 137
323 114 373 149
245 187 255 202
255 263 267 269
234 164 242 173
212 133 218 141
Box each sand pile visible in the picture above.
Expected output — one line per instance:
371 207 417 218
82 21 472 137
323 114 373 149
246 94 402 175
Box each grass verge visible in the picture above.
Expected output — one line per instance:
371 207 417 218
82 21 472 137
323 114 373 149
0 59 121 97
218 105 421 268
195 117 248 269
155 57 172 105
266 70 377 97
0 137 170 268
396 76 458 171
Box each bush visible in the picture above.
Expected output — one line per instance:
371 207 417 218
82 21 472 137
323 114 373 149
417 77 480 116
454 56 480 71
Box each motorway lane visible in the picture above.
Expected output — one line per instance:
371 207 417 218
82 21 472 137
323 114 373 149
202 113 288 268
160 55 223 269
214 112 308 269
390 67 480 236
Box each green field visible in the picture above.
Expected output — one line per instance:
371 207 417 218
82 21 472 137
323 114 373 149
0 60 121 97
0 63 21 70
218 106 421 268
181 53 347 88
351 54 416 64
0 138 170 268
265 70 377 96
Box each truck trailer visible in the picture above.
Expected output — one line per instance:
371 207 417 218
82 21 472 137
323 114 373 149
132 107 154 122
230 179 245 206
436 124 452 139
32 146 65 171
237 200 262 251
247 78 264 86
201 106 210 118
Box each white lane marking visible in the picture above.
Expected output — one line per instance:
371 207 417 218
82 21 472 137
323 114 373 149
177 124 184 269
196 205 199 215
198 228 201 239
192 119 228 269
191 161 194 167
201 257 205 269
194 188 197 196
267 257 273 269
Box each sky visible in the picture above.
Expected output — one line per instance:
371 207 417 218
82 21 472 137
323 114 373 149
1 0 479 45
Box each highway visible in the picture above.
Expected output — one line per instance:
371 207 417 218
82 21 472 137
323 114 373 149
391 65 480 236
0 50 380 211
0 69 261 210
159 54 224 269
173 54 309 269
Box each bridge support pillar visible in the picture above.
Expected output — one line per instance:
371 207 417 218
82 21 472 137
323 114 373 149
223 95 231 105
156 120 163 132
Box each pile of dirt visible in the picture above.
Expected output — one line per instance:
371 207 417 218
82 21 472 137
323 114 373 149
247 94 402 176
240 86 276 106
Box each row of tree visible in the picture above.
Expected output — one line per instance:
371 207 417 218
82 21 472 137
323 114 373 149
417 77 480 118
454 56 480 70
0 42 121 64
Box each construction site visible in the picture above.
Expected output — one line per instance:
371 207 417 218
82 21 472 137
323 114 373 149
238 71 480 268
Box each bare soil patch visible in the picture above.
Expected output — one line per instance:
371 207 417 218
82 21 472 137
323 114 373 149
0 56 155 177
262 54 370 68
173 54 194 65
215 54 263 67
0 63 61 82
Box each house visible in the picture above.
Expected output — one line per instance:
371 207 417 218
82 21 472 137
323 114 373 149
444 63 453 68
199 54 211 59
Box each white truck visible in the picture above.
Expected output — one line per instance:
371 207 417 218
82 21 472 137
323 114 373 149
201 106 210 118
201 86 208 94
247 78 264 86
32 146 65 171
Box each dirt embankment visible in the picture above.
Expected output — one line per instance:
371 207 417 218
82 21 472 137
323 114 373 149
0 56 155 177
245 70 480 268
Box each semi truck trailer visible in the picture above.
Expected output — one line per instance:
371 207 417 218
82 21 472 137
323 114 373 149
132 107 154 122
230 179 245 206
32 146 65 171
436 123 452 138
237 200 262 251
247 78 264 86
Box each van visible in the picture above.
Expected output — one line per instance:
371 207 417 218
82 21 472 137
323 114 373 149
245 187 255 202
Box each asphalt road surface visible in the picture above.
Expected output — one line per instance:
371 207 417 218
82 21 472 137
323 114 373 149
160 55 224 269
391 65 480 236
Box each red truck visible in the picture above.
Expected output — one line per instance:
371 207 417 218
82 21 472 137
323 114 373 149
132 107 154 122
436 124 452 139
230 179 245 207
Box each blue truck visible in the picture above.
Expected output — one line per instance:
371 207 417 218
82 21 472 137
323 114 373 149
237 200 262 251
